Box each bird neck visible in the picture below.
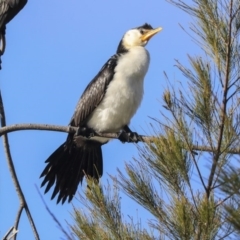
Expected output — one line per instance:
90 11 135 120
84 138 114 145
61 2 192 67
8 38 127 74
116 39 128 54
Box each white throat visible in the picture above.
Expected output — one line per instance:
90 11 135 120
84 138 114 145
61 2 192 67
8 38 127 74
87 46 150 135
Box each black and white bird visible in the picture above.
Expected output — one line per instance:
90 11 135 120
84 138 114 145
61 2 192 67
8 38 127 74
40 23 162 204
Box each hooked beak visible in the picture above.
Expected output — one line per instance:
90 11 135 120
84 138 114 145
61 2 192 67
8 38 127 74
141 27 162 42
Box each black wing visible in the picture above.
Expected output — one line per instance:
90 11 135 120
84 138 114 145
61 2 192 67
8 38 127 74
0 0 27 31
70 54 119 127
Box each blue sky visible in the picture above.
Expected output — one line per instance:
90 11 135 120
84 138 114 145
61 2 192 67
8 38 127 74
0 0 197 239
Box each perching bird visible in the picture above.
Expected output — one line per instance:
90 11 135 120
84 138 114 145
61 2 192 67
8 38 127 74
0 0 27 66
40 23 162 204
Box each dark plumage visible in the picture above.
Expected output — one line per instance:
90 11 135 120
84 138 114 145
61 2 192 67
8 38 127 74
70 55 118 127
0 0 27 30
41 55 119 204
116 39 128 54
137 23 153 30
0 0 27 59
40 141 103 204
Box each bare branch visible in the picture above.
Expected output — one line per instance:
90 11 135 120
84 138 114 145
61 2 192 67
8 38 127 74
0 123 74 136
0 92 40 240
1 123 240 154
14 205 24 236
3 227 16 240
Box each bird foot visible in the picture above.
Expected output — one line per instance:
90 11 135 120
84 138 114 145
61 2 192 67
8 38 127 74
76 127 95 138
118 131 140 143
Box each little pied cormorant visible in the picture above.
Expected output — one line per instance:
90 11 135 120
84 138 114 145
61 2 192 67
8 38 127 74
40 23 162 204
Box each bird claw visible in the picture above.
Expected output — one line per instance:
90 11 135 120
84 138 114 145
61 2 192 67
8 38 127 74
118 131 140 143
76 127 95 138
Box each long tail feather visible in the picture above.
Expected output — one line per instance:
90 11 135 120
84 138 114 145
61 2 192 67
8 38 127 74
40 140 103 204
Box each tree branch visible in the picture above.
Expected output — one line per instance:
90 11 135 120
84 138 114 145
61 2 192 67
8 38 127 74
0 123 75 136
206 0 234 198
2 227 17 240
0 92 40 240
1 122 240 154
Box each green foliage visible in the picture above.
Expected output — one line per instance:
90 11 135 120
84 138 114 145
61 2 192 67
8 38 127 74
70 180 155 240
218 164 240 234
144 128 192 194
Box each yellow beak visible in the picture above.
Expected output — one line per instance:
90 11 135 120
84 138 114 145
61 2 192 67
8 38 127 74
141 27 162 42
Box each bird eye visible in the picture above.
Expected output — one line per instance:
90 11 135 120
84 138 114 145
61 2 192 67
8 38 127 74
140 29 144 34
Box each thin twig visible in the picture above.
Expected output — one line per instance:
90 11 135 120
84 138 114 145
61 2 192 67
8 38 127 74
14 205 24 233
215 194 234 208
3 227 15 240
35 185 73 240
0 92 40 240
226 87 240 102
227 76 240 90
170 109 202 211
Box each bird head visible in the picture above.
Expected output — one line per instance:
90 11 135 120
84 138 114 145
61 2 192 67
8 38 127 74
117 23 162 53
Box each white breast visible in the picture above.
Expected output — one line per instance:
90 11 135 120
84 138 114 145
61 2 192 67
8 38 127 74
87 46 150 133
